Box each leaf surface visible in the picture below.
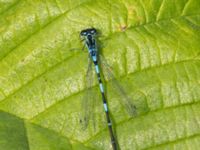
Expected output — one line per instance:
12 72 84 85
0 0 200 149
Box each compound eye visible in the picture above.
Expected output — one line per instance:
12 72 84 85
90 29 96 34
81 31 87 36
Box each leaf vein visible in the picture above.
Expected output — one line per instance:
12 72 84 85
0 0 21 16
30 58 200 120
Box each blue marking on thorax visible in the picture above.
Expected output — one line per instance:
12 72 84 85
89 49 97 62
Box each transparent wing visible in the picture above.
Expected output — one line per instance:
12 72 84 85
99 55 137 116
80 56 97 130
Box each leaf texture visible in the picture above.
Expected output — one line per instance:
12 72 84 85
0 0 200 149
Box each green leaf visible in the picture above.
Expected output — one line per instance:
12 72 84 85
0 0 200 149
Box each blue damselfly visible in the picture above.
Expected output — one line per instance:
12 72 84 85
80 28 136 150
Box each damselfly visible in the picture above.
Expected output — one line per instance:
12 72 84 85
80 28 136 150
